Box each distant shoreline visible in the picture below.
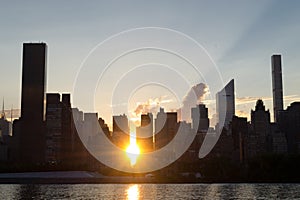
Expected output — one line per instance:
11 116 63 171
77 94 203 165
0 171 299 184
1 179 300 184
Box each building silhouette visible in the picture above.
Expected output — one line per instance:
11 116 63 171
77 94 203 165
249 99 271 156
45 93 62 163
112 114 129 149
44 94 94 168
21 43 47 121
269 123 287 154
136 113 154 152
191 104 209 133
0 101 12 137
216 79 235 133
271 55 284 123
83 113 99 141
154 108 178 149
155 107 167 135
45 93 74 164
280 102 300 153
19 43 47 163
113 114 129 133
70 108 91 168
0 101 10 162
231 116 248 163
98 117 111 139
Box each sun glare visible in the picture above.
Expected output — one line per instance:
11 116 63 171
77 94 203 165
126 122 141 166
126 141 140 166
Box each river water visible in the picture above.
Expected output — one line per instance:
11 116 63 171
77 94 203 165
0 183 299 199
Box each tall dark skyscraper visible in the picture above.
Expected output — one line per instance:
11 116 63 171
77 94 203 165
216 79 235 132
19 43 47 163
271 55 284 123
21 43 47 121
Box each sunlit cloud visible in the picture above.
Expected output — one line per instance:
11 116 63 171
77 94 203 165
127 96 174 126
202 99 215 106
236 95 300 105
236 110 249 118
1 109 20 122
108 103 128 108
134 97 173 116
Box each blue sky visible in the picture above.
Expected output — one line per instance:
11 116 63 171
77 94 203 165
0 0 299 125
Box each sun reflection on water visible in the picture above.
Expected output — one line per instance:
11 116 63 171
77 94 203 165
126 185 139 200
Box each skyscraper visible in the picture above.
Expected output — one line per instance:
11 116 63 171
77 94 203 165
154 109 178 149
19 43 47 163
45 93 62 163
112 114 129 149
250 99 271 154
191 104 209 133
21 43 47 121
280 102 300 153
136 113 154 152
271 55 284 123
216 79 235 132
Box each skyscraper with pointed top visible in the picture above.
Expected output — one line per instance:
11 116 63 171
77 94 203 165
216 79 235 132
0 98 11 137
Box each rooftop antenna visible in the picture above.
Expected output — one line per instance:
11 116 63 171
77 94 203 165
1 97 5 119
11 104 13 122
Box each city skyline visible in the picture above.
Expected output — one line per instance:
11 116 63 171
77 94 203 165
0 1 300 126
1 2 300 198
0 50 299 129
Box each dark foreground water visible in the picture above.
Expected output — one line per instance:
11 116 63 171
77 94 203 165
0 183 300 199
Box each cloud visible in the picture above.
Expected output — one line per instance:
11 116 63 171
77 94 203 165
236 96 272 105
130 83 209 124
134 97 166 116
1 109 21 122
210 113 217 128
236 109 248 118
109 103 127 108
180 83 209 122
236 95 300 106
182 83 208 106
282 95 300 103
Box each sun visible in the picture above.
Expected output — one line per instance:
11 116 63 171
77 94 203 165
126 142 140 166
125 122 141 166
